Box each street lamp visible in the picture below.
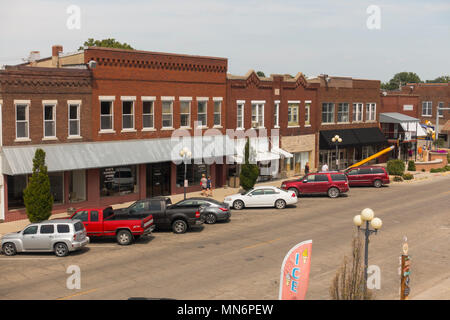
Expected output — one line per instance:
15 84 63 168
353 208 382 296
179 147 192 200
331 135 343 170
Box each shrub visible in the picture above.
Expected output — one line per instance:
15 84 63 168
402 173 414 180
393 176 403 182
239 138 260 191
407 160 416 171
430 168 446 173
387 159 405 176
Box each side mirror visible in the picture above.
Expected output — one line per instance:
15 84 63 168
303 180 308 183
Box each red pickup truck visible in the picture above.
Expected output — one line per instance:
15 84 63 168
69 207 154 245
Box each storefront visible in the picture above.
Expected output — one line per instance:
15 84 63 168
280 134 315 177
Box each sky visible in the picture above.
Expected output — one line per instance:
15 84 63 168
0 0 449 82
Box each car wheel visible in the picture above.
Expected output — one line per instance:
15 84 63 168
374 179 382 188
328 187 340 198
205 213 217 224
117 230 133 245
54 242 69 257
275 199 286 209
288 188 299 197
2 242 17 256
233 200 244 210
172 219 188 234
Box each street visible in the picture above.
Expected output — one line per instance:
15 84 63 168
0 175 449 300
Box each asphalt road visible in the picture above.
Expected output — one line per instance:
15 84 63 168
0 175 449 300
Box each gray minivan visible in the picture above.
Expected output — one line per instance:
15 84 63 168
1 219 89 257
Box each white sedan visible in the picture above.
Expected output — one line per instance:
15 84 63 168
224 186 298 210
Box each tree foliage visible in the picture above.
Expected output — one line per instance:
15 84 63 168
256 71 266 77
23 149 54 223
426 75 450 83
387 159 405 176
79 38 135 50
381 72 422 90
239 139 260 191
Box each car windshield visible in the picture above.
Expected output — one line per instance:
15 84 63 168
242 189 254 195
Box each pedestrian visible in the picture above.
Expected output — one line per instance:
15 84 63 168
321 163 329 172
304 162 310 175
200 174 207 196
206 175 213 197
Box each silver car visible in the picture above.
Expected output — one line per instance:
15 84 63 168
1 219 89 257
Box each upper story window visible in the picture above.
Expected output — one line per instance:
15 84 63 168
121 97 135 130
100 98 114 131
197 98 208 127
180 98 191 128
288 102 299 127
251 101 264 128
337 103 349 123
322 103 335 124
68 101 81 137
305 101 311 126
366 103 376 121
43 102 56 138
438 102 444 117
353 103 363 122
237 101 244 129
162 98 174 128
15 101 29 139
274 101 280 128
213 99 222 126
142 98 155 129
422 101 432 116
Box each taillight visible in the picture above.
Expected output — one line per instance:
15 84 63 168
292 193 296 198
73 234 77 241
195 211 200 218
219 208 228 212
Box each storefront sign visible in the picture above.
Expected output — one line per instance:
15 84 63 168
279 240 312 300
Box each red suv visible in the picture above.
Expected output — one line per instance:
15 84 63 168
345 166 390 188
281 172 349 198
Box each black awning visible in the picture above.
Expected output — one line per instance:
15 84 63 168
320 127 387 149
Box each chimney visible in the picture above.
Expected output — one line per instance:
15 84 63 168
52 45 63 67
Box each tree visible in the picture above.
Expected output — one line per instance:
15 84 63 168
426 75 450 83
381 72 422 90
239 138 260 191
23 149 54 223
329 234 374 300
256 71 266 77
79 38 135 51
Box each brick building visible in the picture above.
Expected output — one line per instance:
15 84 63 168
308 75 387 170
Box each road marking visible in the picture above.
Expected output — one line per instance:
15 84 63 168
57 288 98 300
242 238 281 250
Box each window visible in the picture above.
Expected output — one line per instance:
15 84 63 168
197 100 207 127
353 103 363 122
100 101 113 130
180 101 191 127
16 103 29 139
347 169 359 176
305 102 311 125
100 166 138 197
57 225 70 233
49 172 64 204
322 103 335 123
43 104 56 137
263 189 277 195
331 174 347 181
214 100 221 126
274 102 280 127
315 174 329 182
162 100 173 128
250 189 265 196
90 211 99 222
438 102 444 117
251 103 264 127
237 103 244 129
23 226 38 235
288 103 299 126
149 200 162 211
68 103 80 136
122 100 134 129
74 221 85 232
337 103 349 123
176 162 209 187
142 101 154 129
359 168 372 174
40 225 55 234
7 175 27 209
69 170 86 203
372 168 385 174
366 103 376 121
422 101 432 116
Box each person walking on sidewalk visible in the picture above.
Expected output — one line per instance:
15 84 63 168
206 175 213 197
200 174 207 196
304 162 310 175
321 163 329 172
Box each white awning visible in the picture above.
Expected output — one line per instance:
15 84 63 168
272 147 293 158
400 122 427 137
256 151 280 162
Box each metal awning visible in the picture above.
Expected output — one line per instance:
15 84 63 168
379 112 421 124
2 135 235 175
320 127 386 149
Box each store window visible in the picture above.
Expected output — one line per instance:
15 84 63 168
7 175 27 210
176 162 210 187
100 166 138 197
69 170 86 203
49 172 64 204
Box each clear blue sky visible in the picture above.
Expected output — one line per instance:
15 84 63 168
0 0 449 82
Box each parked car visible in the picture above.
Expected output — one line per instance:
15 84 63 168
70 207 154 245
345 166 390 188
115 197 204 234
1 219 89 257
280 172 349 198
177 197 231 224
224 186 297 210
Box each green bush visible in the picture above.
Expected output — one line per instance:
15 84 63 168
239 138 260 191
387 159 405 176
430 167 447 173
407 160 416 171
402 173 414 180
393 176 403 182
